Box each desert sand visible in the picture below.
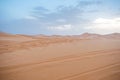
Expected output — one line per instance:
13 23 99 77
0 32 120 80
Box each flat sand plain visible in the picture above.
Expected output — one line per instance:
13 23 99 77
0 33 120 80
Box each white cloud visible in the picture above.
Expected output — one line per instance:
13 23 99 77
85 17 120 34
48 24 72 31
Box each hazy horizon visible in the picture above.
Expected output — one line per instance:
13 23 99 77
0 0 120 35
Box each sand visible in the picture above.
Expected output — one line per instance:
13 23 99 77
0 33 120 80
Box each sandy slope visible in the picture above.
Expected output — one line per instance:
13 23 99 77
0 33 120 80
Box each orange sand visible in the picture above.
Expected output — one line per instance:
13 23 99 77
0 32 120 80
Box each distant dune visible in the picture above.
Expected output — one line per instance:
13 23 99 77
0 32 120 54
0 32 120 80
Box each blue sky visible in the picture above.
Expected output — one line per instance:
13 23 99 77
0 0 120 35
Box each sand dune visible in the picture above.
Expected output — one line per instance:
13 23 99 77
0 32 120 80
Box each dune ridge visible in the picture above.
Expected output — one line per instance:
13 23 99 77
0 32 120 53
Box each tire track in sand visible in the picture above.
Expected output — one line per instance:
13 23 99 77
0 49 120 72
58 62 120 80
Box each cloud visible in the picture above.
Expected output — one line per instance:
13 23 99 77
34 6 49 12
24 16 38 20
48 24 72 31
77 0 102 7
32 0 102 25
3 0 120 35
32 6 50 18
56 19 66 22
85 17 120 34
6 1 103 35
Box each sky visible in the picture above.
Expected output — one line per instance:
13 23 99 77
0 0 120 35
